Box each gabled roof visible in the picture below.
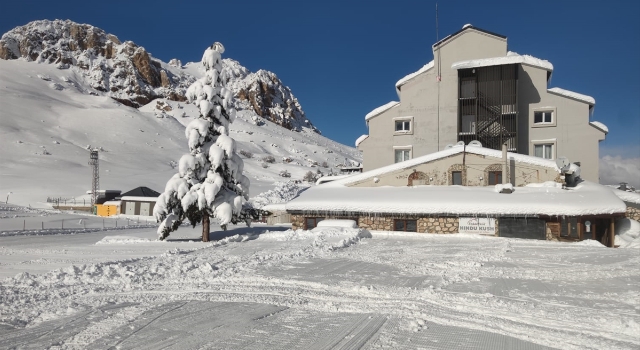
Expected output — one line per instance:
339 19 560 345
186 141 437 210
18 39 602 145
333 144 559 187
433 25 506 49
120 186 160 197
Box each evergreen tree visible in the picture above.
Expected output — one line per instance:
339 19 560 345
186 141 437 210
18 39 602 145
153 42 250 241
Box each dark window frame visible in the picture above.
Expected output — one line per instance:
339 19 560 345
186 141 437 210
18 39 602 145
534 111 553 124
394 219 418 232
395 120 411 132
488 171 502 185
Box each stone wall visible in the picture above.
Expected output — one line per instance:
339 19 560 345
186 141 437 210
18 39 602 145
291 214 305 230
626 206 640 221
420 218 458 233
292 214 466 234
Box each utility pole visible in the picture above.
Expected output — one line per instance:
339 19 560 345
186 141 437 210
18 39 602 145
89 150 99 209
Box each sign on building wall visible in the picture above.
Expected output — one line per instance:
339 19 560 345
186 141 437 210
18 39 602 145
459 217 496 234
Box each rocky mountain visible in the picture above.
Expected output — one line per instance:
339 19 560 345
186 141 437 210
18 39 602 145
0 19 318 133
220 59 319 133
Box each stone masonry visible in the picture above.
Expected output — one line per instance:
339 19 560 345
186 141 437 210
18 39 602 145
625 206 640 221
291 214 464 234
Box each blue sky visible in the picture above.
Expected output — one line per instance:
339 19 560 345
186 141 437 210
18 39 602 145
1 0 638 159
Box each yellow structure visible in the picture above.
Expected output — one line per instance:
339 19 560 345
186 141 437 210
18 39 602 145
95 204 119 217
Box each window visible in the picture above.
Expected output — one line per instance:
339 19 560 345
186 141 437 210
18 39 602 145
305 217 323 230
488 171 502 185
534 144 553 159
460 77 476 98
452 171 463 185
395 120 411 132
395 149 411 163
394 219 417 232
534 111 553 124
460 115 476 133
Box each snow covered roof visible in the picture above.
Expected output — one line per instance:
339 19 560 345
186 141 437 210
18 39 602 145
120 186 160 197
331 145 560 187
589 121 608 134
395 61 434 92
610 188 640 205
262 203 287 212
451 51 553 73
286 181 625 217
316 175 354 185
355 134 369 147
121 196 158 202
365 101 399 121
548 87 595 106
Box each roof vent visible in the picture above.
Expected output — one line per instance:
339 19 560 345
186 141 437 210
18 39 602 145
462 24 472 29
468 140 482 147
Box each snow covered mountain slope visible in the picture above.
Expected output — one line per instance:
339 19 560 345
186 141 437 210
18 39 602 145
0 19 318 133
0 59 361 208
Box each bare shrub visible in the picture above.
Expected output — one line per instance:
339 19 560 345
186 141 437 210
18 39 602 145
262 155 276 163
239 149 253 158
279 170 291 178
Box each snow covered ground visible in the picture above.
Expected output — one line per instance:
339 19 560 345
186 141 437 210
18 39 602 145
1 206 638 349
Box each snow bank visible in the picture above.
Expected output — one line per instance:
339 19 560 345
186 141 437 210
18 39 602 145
615 218 640 248
258 227 372 251
95 236 155 244
452 51 553 72
365 101 399 121
395 61 434 91
548 87 595 105
316 219 358 229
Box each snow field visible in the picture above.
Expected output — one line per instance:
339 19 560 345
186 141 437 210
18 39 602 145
0 219 638 349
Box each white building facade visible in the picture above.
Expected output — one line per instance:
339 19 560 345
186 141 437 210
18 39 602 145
357 25 607 182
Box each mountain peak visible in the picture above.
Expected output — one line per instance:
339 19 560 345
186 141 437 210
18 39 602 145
0 19 319 133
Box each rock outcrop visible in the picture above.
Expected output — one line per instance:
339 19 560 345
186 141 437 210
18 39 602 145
0 19 192 107
222 59 318 133
0 19 318 132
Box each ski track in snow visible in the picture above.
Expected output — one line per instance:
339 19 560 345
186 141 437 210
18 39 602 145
0 225 638 350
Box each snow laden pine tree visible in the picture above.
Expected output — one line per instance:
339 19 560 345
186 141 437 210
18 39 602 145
153 43 250 241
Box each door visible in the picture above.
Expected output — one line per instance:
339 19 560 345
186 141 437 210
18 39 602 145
125 201 136 215
139 202 150 216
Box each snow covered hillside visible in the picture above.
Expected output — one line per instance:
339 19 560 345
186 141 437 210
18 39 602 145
0 58 360 207
0 19 318 132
